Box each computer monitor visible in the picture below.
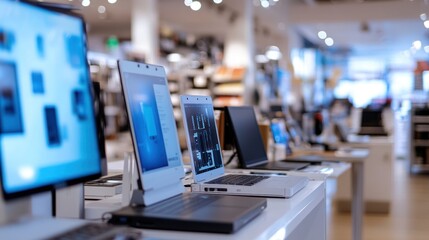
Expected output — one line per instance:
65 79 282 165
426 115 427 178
0 0 101 202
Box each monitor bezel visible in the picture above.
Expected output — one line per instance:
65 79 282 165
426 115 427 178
0 1 102 201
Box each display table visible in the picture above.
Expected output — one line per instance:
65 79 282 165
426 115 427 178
84 180 325 240
287 148 369 240
334 137 393 214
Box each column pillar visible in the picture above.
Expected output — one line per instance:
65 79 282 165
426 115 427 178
131 0 159 64
223 1 255 105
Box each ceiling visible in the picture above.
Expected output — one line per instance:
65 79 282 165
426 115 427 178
43 0 429 60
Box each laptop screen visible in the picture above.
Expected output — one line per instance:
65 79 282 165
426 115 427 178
182 103 223 175
120 67 181 173
226 106 268 167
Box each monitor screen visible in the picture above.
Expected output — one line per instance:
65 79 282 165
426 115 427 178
226 106 268 167
270 121 289 144
0 1 101 200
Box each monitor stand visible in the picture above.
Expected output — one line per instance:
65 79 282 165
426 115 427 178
0 195 31 226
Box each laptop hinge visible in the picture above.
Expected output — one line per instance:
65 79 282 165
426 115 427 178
246 159 269 168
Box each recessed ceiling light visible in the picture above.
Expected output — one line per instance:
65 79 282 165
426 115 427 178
213 0 223 4
184 0 192 7
82 0 90 7
98 5 106 14
261 0 270 8
318 31 327 39
325 37 334 46
413 40 422 50
424 20 429 28
190 1 201 11
420 13 427 21
108 0 117 4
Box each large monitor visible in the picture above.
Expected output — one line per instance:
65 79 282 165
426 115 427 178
0 1 101 201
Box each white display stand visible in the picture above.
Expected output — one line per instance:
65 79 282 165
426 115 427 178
335 136 393 214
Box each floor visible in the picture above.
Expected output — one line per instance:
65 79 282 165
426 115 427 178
327 158 429 240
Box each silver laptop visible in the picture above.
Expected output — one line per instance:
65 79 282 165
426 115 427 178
107 60 267 234
180 95 309 198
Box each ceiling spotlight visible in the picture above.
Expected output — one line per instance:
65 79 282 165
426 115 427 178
213 0 222 4
190 1 201 11
108 0 117 4
325 37 334 46
167 53 182 63
82 0 90 7
420 13 427 21
261 0 270 8
184 0 192 6
98 5 106 14
265 46 282 60
413 40 422 50
424 20 429 28
255 54 269 64
318 31 327 39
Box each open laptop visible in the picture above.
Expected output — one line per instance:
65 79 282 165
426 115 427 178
357 108 388 136
225 106 311 171
181 96 309 198
107 60 267 234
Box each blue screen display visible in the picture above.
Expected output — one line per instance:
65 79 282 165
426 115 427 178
122 72 181 173
0 1 101 197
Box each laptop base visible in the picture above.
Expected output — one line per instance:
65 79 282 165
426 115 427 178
107 193 267 234
250 161 310 171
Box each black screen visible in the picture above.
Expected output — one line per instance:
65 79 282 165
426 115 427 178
226 106 268 167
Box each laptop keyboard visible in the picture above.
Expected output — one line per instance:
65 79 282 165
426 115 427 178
146 194 219 215
47 223 141 240
206 174 269 186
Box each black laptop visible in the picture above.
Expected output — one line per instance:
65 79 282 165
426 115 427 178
225 106 310 171
107 61 267 233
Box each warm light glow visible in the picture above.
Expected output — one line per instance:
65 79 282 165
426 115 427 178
82 0 90 7
424 20 429 28
184 0 192 6
213 0 223 4
190 1 201 11
325 37 334 46
98 5 106 14
413 40 422 50
420 13 427 21
318 31 327 39
108 0 117 4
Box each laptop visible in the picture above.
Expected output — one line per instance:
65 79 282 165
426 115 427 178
226 107 340 164
357 108 388 136
181 96 309 198
225 106 311 171
107 60 267 234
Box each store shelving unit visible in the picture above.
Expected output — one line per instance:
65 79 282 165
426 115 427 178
211 66 245 107
410 106 429 173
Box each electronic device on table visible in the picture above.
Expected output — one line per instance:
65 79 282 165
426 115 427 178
0 1 137 239
107 60 267 234
225 106 310 171
181 96 308 198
